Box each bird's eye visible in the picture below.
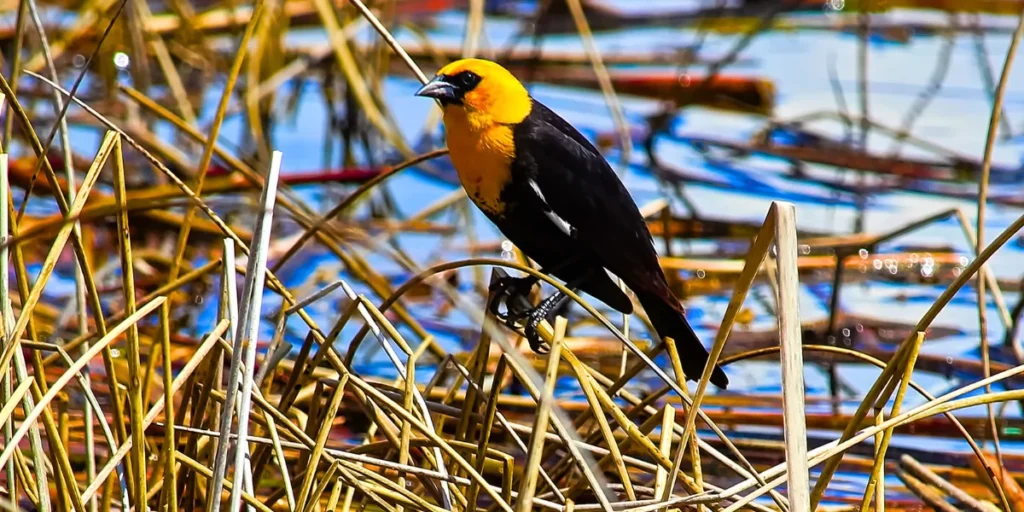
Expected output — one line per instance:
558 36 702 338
458 71 480 88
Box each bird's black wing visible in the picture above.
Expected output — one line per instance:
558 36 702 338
510 100 663 289
511 100 729 388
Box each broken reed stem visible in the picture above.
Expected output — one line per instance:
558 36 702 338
209 239 242 512
772 202 809 511
229 149 282 512
667 204 789 511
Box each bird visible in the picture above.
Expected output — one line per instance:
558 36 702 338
415 58 728 389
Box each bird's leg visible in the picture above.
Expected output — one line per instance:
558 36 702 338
521 268 595 353
521 290 574 353
487 258 582 328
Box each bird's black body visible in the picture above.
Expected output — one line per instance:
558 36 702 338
416 59 729 389
489 100 729 389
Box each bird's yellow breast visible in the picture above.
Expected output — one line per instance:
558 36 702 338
443 107 515 216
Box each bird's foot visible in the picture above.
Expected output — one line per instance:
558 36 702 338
487 271 538 326
521 291 571 354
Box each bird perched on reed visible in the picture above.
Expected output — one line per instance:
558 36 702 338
416 58 728 389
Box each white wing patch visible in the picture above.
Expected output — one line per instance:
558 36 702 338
529 179 574 236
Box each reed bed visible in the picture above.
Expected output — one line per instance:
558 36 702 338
1 0 1024 511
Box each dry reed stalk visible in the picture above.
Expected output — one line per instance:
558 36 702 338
42 259 224 365
229 149 283 512
721 363 1024 510
80 319 231 504
370 257 772 505
896 470 960 512
0 149 52 512
653 405 674 500
442 355 566 505
953 210 1013 330
662 334 704 511
312 0 410 155
0 378 31 432
461 0 486 58
111 129 153 511
344 257 615 505
350 290 454 507
396 356 416 512
565 355 636 501
23 72 250 257
159 301 178 510
808 204 1024 508
720 343 1003 486
167 0 264 285
0 150 17 505
899 455 998 512
975 17 1024 509
8 5 1023 510
113 90 435 362
175 452 275 512
0 296 166 471
42 342 129 510
968 451 1024 511
21 9 99 504
0 130 113 378
562 0 632 171
346 375 514 511
772 202 809 511
666 203 790 510
294 375 348 511
208 243 242 509
515 317 567 512
357 305 452 498
860 332 924 509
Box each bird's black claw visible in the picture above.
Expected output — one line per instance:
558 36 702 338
487 271 537 322
523 310 550 354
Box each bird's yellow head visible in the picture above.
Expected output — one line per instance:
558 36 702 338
415 59 531 126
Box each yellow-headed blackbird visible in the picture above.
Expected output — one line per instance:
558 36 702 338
416 58 728 389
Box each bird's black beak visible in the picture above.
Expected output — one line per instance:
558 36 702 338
415 76 458 102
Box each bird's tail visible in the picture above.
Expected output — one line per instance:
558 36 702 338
635 288 729 389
